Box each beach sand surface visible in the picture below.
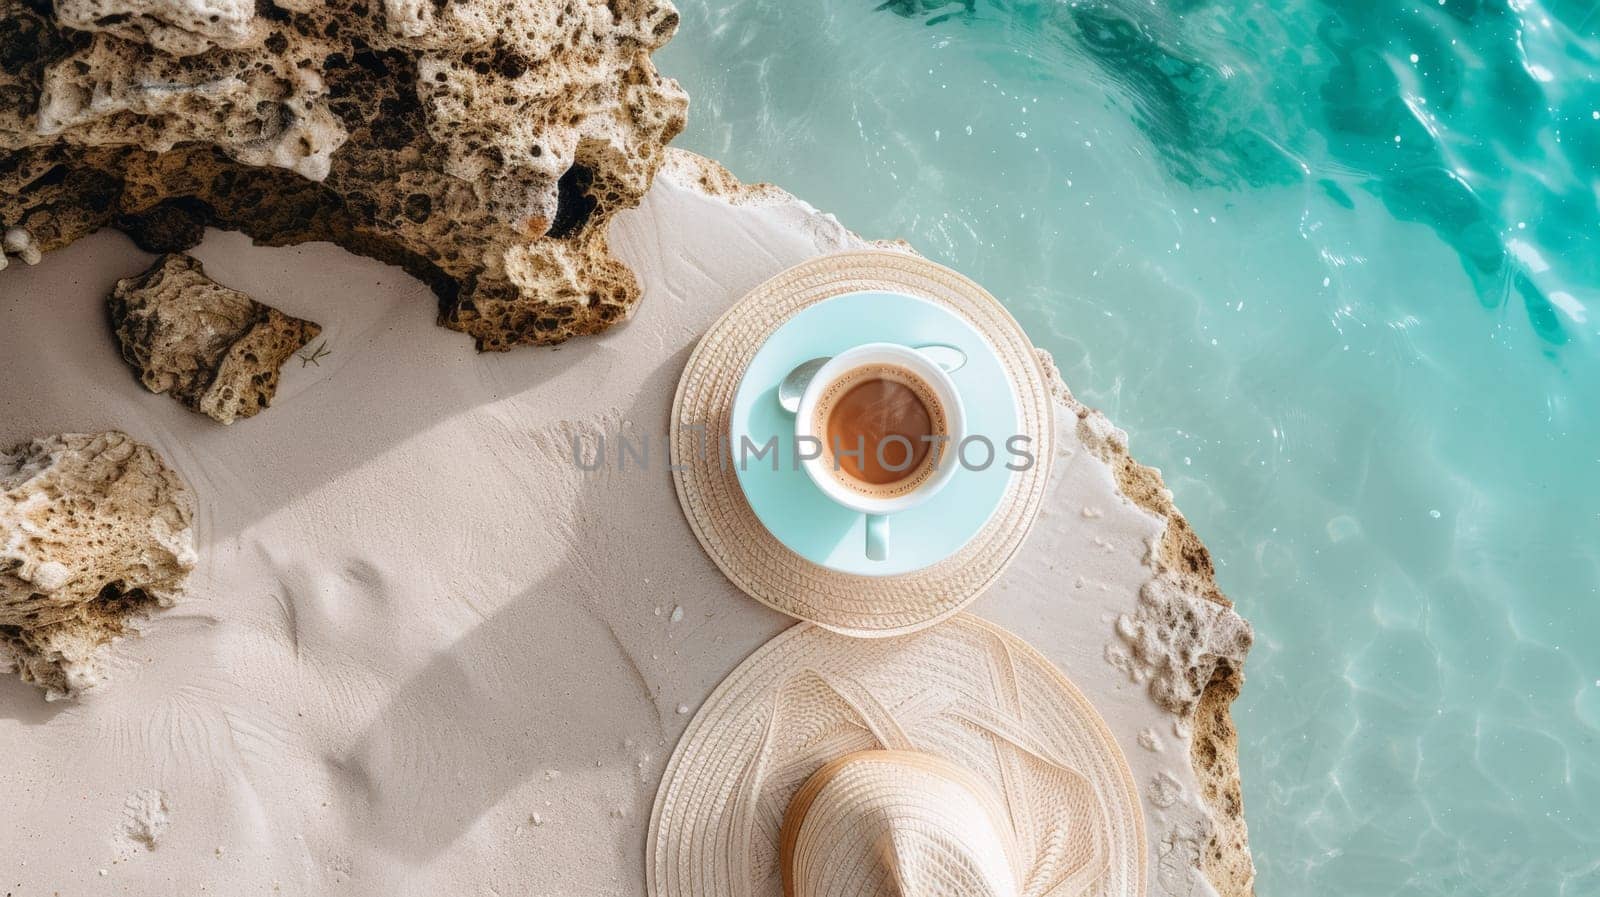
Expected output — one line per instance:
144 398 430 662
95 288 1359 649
0 150 1248 896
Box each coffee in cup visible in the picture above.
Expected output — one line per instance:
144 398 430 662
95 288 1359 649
812 363 949 498
791 342 967 563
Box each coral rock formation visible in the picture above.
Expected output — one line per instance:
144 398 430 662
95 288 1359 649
1036 349 1256 896
110 253 321 424
1107 574 1253 720
0 431 196 699
0 0 688 349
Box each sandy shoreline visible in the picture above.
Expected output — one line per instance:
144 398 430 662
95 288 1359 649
0 150 1251 895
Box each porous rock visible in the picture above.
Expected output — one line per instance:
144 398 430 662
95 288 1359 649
1107 573 1252 719
110 252 321 424
1035 348 1256 896
0 0 688 349
0 431 196 700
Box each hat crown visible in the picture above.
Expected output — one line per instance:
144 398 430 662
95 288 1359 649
781 751 1021 897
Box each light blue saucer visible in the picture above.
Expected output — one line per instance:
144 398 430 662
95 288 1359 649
730 291 1021 576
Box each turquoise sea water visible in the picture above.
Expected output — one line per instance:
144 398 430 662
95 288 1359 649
657 1 1600 892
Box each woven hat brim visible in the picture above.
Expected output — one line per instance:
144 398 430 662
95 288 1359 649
646 614 1147 897
669 250 1054 637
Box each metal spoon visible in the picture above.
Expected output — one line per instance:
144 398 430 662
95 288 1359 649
776 357 831 414
777 344 967 414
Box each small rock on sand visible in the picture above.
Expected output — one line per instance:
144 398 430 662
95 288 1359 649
121 788 170 850
108 253 321 425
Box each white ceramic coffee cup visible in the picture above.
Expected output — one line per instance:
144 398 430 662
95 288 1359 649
794 343 966 562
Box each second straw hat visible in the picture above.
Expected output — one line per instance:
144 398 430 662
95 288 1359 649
647 614 1145 897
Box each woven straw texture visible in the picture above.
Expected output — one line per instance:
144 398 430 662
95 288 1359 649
646 615 1145 897
669 251 1054 636
779 751 1027 897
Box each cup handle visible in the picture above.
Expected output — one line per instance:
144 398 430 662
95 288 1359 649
914 343 967 373
866 513 889 561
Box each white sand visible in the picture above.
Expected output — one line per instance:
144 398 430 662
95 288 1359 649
0 152 1245 896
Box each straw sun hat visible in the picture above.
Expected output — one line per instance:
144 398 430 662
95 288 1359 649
646 614 1144 897
670 250 1054 637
